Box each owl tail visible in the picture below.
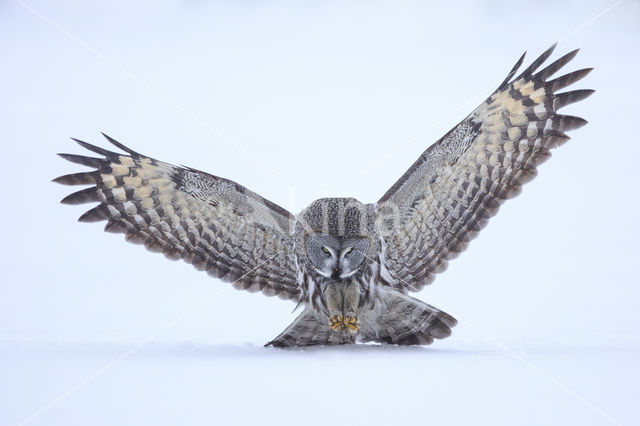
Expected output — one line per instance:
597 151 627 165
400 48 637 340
265 308 355 347
266 289 456 347
358 288 457 345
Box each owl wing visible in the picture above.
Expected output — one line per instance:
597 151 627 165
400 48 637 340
54 134 301 301
376 44 593 292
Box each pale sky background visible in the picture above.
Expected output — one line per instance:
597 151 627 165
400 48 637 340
1 1 639 425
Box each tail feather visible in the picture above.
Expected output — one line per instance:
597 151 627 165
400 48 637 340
266 309 355 348
358 288 456 346
266 288 456 347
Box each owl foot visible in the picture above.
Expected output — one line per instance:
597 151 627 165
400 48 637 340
344 316 359 332
329 315 343 331
328 315 359 332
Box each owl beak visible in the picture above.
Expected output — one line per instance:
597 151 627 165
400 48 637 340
331 268 341 280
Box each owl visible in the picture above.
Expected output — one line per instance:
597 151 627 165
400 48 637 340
55 44 592 347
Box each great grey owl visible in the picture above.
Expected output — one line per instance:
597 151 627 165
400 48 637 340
54 45 592 347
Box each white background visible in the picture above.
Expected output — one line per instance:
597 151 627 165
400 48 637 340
1 1 639 425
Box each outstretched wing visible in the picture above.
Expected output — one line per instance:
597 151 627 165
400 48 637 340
54 134 301 301
377 44 593 292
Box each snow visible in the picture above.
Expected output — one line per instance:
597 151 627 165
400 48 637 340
3 337 639 425
2 0 640 425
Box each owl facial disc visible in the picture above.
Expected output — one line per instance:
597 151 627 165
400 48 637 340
305 233 370 280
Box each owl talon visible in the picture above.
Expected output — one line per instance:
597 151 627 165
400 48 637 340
344 316 359 332
329 315 343 331
329 315 359 332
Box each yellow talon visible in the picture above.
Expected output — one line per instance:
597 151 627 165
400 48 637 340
343 316 359 332
329 315 344 331
346 322 359 332
329 315 359 332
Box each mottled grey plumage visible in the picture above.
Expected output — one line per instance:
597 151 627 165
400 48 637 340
55 45 592 347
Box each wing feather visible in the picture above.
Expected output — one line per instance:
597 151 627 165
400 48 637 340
55 135 301 301
377 45 593 292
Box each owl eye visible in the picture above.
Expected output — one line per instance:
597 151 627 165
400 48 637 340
345 247 353 256
322 246 330 255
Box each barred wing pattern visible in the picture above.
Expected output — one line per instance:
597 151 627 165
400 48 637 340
377 45 593 292
54 135 301 300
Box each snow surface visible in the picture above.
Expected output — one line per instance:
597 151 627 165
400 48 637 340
2 0 640 425
3 336 639 425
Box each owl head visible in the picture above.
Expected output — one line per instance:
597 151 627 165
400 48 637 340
295 198 377 280
304 233 370 279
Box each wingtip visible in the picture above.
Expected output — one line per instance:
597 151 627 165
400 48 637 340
517 43 562 80
540 42 558 61
100 132 117 145
574 116 589 127
534 48 581 82
57 153 74 161
70 137 91 150
499 50 527 89
563 48 581 65
517 50 527 65
59 195 76 205
100 132 141 156
57 153 104 168
557 115 588 131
